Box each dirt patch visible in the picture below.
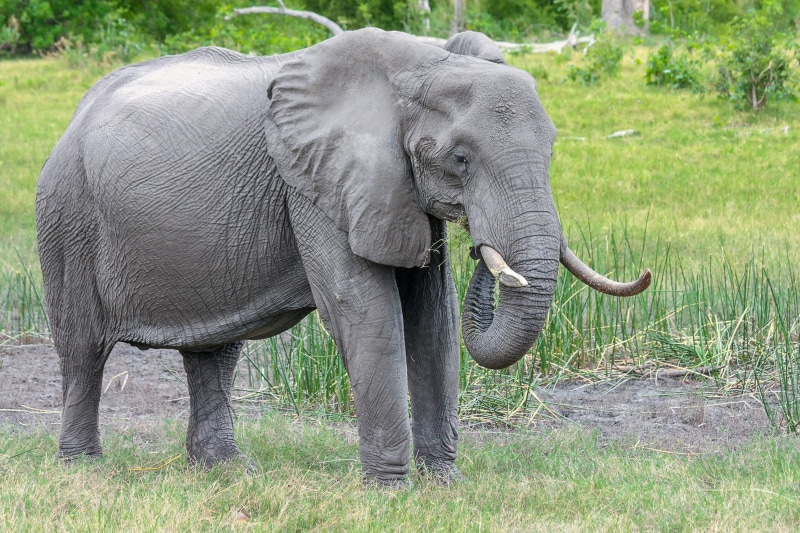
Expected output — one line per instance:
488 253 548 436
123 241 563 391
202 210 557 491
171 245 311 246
0 342 773 454
532 378 770 454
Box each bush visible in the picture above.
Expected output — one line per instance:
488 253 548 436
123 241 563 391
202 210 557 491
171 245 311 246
567 20 623 86
713 6 799 111
0 14 20 53
0 0 127 53
162 5 330 57
645 42 702 90
649 0 744 36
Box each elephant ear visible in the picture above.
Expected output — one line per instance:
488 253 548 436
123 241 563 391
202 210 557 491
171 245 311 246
444 31 505 64
265 29 448 268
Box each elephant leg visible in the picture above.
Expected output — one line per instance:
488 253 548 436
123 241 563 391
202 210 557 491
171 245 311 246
181 342 244 467
58 339 115 459
289 197 411 487
50 276 114 459
396 238 463 484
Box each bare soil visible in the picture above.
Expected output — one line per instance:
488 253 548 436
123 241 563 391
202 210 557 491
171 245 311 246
0 342 774 455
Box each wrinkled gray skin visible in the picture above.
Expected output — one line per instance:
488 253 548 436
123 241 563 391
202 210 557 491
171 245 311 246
37 29 643 486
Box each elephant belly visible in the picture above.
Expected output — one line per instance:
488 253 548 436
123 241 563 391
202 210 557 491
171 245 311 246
90 168 317 348
109 257 317 350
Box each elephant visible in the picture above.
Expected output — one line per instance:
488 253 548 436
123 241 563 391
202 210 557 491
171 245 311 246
36 28 650 486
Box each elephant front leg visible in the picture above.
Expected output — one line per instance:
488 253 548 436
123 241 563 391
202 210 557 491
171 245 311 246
396 254 463 484
181 342 244 467
289 198 412 487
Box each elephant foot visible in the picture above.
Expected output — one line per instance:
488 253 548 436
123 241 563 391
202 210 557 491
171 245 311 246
416 459 465 486
58 449 104 464
186 439 247 470
362 474 414 490
58 434 103 463
189 451 258 474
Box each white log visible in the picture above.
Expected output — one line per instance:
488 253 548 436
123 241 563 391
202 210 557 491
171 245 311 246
229 4 344 36
231 5 592 54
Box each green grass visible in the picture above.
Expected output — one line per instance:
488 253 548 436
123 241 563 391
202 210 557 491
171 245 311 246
2 416 800 531
0 58 115 267
516 48 800 273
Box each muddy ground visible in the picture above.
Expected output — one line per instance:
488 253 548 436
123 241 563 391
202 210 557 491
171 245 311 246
0 341 777 455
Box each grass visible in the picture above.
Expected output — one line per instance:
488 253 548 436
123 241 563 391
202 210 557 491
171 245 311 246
2 416 800 531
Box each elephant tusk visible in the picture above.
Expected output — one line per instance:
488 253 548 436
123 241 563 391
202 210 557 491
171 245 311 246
480 246 529 288
560 236 651 296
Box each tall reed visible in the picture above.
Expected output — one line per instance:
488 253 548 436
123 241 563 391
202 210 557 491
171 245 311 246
1 227 797 425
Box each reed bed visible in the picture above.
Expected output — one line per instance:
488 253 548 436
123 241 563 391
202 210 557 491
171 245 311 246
2 223 797 428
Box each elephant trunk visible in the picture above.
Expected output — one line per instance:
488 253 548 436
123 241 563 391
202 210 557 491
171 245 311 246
462 237 560 370
461 235 652 370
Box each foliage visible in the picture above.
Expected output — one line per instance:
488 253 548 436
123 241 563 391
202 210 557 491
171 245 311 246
471 0 568 37
302 0 414 31
554 0 596 29
0 0 120 52
0 13 19 53
713 6 799 111
1 0 799 57
162 5 329 56
566 19 623 86
645 42 702 90
650 0 800 37
649 0 744 36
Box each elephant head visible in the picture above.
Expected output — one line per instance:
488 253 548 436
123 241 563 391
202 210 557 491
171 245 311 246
265 29 650 370
443 30 506 64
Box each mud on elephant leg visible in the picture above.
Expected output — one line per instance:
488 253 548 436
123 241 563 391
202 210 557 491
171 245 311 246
181 342 245 467
396 232 464 485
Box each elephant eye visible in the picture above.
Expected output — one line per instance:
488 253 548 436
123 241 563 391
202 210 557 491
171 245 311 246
454 153 469 169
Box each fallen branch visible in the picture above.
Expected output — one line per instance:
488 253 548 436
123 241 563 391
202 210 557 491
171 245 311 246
615 365 722 378
417 24 593 54
232 4 592 54
229 1 344 36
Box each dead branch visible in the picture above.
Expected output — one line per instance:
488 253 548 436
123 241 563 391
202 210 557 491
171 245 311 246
230 4 592 54
616 365 722 378
417 24 593 54
229 2 344 36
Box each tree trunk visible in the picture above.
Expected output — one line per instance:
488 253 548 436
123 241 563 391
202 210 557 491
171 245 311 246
602 0 649 35
417 0 431 31
450 0 465 35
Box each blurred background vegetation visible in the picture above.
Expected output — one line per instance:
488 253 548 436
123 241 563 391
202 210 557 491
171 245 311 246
1 0 799 58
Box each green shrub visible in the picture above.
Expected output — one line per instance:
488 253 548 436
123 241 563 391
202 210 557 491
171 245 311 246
0 0 121 52
554 0 595 30
0 13 20 53
713 6 799 111
163 5 329 56
645 42 702 90
649 0 744 36
567 20 623 86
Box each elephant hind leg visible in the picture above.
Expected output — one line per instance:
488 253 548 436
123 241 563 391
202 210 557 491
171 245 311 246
57 332 115 460
38 142 116 459
181 342 244 467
